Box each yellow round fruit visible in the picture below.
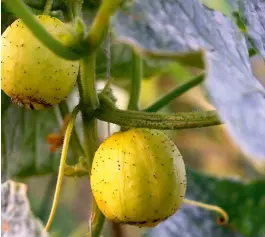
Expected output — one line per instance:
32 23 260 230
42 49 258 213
1 15 79 110
91 128 186 227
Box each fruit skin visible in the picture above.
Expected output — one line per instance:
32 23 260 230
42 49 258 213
91 128 186 227
1 15 79 110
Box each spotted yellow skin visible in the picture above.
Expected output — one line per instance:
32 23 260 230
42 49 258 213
91 128 186 227
1 15 79 110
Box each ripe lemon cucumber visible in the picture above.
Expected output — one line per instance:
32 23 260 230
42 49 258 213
91 128 186 227
1 15 79 110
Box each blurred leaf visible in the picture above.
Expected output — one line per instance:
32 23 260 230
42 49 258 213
112 0 265 160
1 180 49 237
2 105 61 178
1 91 11 116
96 43 162 79
22 0 64 10
112 4 205 69
238 0 265 59
200 0 237 18
146 205 244 237
146 168 265 237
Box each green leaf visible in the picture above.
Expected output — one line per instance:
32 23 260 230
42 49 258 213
238 0 265 59
2 105 61 178
200 0 237 18
146 168 265 237
96 42 162 79
112 0 265 160
1 180 49 237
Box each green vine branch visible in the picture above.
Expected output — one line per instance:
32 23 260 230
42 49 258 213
78 55 103 237
79 54 99 169
128 51 143 111
144 73 205 112
96 97 222 129
43 0 53 15
87 0 121 49
58 101 85 159
45 105 80 231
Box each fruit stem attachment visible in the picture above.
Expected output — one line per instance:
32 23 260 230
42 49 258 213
43 0 53 15
45 105 80 232
144 73 205 112
4 0 85 60
128 51 143 111
183 198 229 225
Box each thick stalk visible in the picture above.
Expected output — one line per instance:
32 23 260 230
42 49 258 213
4 0 84 60
79 55 104 237
128 52 143 111
96 99 222 130
144 74 204 112
79 55 99 169
45 105 80 231
78 1 121 236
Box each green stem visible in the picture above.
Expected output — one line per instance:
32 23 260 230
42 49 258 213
58 101 85 159
80 55 99 110
45 105 80 231
144 73 205 112
72 0 84 18
79 56 98 168
79 55 104 237
128 52 143 111
43 0 53 14
78 2 121 236
91 205 106 237
87 0 121 49
4 0 86 60
96 99 221 129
